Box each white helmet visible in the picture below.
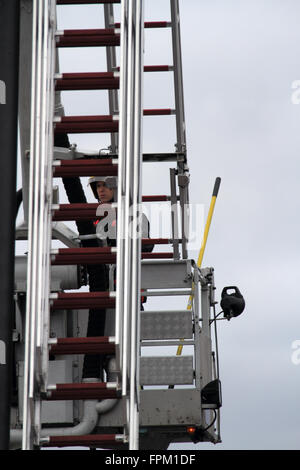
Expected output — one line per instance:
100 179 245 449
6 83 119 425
88 176 117 200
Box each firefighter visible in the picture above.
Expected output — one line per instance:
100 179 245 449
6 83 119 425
88 175 153 251
82 176 153 381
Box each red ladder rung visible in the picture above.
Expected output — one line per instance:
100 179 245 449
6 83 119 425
54 157 114 164
56 29 120 48
55 68 172 91
142 252 173 259
114 21 170 28
55 72 119 91
57 1 121 4
60 29 118 36
49 336 115 355
54 123 118 134
51 247 173 265
142 195 169 202
41 434 124 448
46 382 120 400
53 159 118 177
50 292 115 310
53 166 117 177
144 65 172 72
116 65 172 72
144 108 174 116
54 110 173 134
52 198 170 220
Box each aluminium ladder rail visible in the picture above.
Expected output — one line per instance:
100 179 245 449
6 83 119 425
22 0 56 450
19 0 195 451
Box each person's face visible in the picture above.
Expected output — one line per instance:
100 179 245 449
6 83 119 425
96 181 114 203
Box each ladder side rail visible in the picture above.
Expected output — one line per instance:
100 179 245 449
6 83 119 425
41 0 57 388
129 0 144 450
104 3 119 152
170 0 189 259
115 0 128 394
18 2 34 223
37 0 51 373
201 273 210 338
170 0 186 153
116 0 144 448
22 0 56 449
169 168 180 259
36 8 51 445
193 266 202 390
22 0 41 449
122 0 134 402
178 174 189 259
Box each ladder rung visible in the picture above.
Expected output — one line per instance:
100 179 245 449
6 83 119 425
53 158 118 177
51 247 116 265
45 382 119 400
56 29 120 48
51 247 174 265
57 1 121 4
114 21 171 29
55 68 172 91
54 115 118 135
55 72 119 91
115 65 173 73
142 252 173 259
142 195 170 202
52 199 172 221
144 108 174 116
52 198 171 220
41 434 125 448
49 336 115 355
54 110 174 134
144 65 173 72
50 291 115 310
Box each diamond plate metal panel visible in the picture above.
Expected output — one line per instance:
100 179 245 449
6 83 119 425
140 356 194 385
140 311 193 340
141 260 193 289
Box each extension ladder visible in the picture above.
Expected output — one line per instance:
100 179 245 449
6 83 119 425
16 0 220 451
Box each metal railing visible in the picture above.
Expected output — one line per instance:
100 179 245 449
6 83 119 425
22 0 56 450
116 0 144 450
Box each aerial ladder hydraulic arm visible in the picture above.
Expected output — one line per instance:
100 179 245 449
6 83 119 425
0 0 245 451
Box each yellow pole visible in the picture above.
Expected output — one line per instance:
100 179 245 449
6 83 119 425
176 177 221 356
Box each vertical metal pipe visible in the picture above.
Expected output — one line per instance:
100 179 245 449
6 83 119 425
130 0 144 449
22 0 37 449
169 169 179 259
193 267 202 390
116 0 128 392
0 0 20 450
18 0 34 223
104 3 119 152
170 0 186 153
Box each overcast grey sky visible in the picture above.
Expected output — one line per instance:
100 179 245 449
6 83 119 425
17 0 300 450
178 0 300 450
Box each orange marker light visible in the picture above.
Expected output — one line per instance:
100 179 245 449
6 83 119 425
187 426 196 434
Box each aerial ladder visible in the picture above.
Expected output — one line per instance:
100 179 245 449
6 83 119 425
4 0 245 451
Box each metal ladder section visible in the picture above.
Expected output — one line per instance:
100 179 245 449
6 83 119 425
17 0 220 451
